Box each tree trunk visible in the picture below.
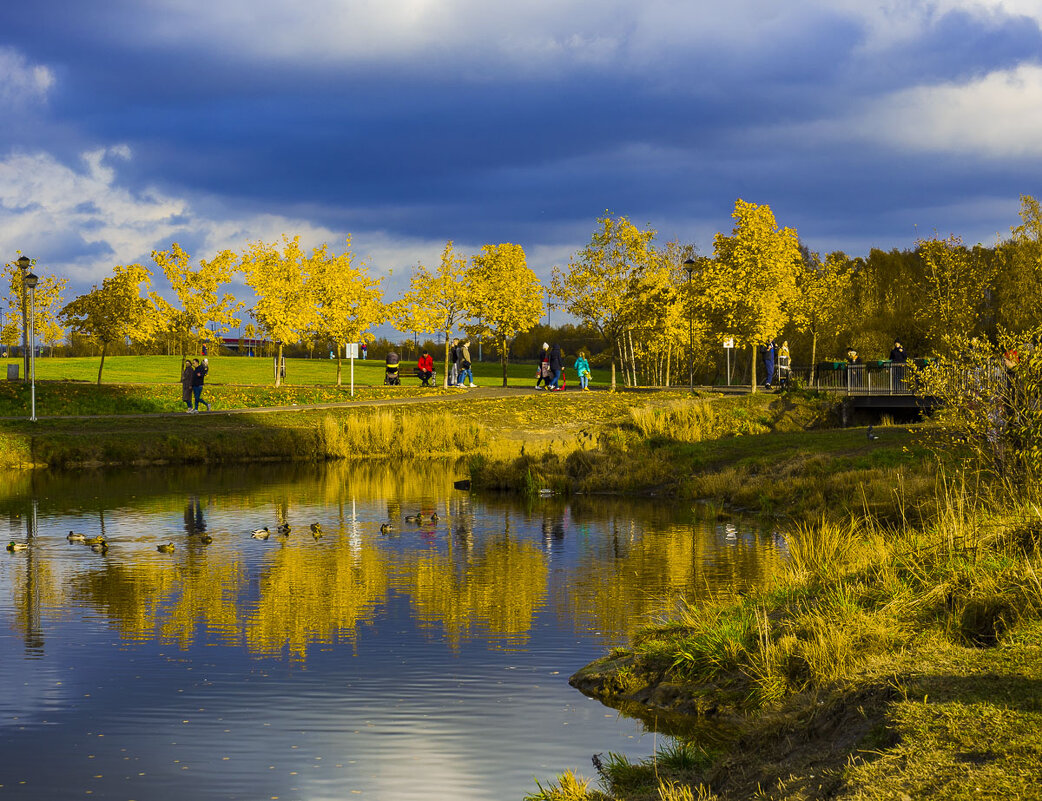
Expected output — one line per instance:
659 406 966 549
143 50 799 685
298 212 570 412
336 347 343 386
501 334 508 388
666 343 672 387
627 329 637 387
749 345 757 394
616 340 627 386
275 342 284 388
611 361 616 390
443 330 451 388
97 341 107 385
810 330 818 387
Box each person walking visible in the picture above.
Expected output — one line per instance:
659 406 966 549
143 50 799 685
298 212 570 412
574 351 592 391
777 341 791 388
760 340 776 390
448 338 459 387
181 361 194 412
549 343 563 391
191 358 210 412
458 340 475 387
535 343 551 390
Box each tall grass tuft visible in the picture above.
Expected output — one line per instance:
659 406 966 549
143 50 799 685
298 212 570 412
629 399 771 443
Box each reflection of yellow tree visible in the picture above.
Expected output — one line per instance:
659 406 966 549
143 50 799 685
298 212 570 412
245 536 389 659
70 555 244 647
400 536 548 650
558 520 788 642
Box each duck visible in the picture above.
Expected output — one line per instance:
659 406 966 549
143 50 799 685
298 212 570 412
67 531 87 543
251 527 271 540
404 514 420 523
200 534 213 544
429 512 439 523
310 523 322 539
91 542 109 555
380 523 393 534
276 523 291 536
83 536 106 547
157 543 175 553
7 541 28 552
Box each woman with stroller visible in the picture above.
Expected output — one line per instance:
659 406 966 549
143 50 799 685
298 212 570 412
535 343 551 390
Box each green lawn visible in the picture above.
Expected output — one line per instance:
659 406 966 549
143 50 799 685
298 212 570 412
17 355 608 388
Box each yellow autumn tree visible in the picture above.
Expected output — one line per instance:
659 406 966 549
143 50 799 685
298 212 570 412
997 195 1042 333
915 235 995 355
307 238 387 386
150 243 243 374
395 241 473 387
552 214 658 388
468 243 544 387
239 235 317 387
59 264 155 384
2 258 69 357
791 250 854 384
702 199 802 392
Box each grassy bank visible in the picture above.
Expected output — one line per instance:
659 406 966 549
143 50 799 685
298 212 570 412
470 391 936 522
0 405 489 468
533 495 1042 801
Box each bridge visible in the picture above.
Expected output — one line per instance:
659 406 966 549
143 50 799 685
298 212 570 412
786 362 931 411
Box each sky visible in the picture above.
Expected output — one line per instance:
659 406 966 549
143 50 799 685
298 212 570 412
2 0 1042 322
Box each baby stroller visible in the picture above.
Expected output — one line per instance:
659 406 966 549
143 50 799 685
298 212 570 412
384 353 401 385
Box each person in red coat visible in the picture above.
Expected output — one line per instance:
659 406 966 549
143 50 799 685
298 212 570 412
417 350 435 385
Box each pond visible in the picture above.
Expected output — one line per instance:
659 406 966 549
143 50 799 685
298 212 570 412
0 461 786 800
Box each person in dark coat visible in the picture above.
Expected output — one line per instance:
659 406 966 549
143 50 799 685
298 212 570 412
549 344 563 390
192 358 210 412
181 361 194 412
760 340 776 389
889 340 908 384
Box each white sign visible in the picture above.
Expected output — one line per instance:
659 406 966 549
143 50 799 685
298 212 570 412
723 338 735 349
345 342 359 359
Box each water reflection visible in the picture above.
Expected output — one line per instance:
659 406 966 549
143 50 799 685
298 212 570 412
0 461 786 800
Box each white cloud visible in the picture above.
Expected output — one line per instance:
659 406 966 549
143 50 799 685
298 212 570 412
835 63 1042 158
118 0 1042 74
0 47 54 107
0 146 483 298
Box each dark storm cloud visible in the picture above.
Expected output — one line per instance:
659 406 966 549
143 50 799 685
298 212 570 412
2 0 1042 293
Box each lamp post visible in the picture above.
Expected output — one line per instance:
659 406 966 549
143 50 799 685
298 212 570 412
16 255 31 381
24 271 38 422
683 258 696 391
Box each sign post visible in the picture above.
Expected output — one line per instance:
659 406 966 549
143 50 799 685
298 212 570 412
346 342 359 397
723 338 735 387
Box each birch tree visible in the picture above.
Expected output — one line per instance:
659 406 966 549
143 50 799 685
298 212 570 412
468 243 544 387
552 214 656 388
703 199 801 392
307 238 387 386
240 235 316 387
395 241 472 387
59 264 154 384
150 243 243 374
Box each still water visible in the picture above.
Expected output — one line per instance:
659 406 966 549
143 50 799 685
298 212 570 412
0 462 785 800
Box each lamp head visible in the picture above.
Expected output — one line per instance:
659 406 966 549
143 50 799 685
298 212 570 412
24 272 39 289
683 257 697 276
16 256 31 272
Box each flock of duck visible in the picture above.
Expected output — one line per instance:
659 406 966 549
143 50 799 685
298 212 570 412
6 514 441 555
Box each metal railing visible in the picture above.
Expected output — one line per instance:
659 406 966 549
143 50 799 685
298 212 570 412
784 363 914 395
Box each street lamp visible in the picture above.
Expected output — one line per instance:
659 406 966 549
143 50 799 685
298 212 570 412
24 270 38 422
16 255 31 381
683 258 697 391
